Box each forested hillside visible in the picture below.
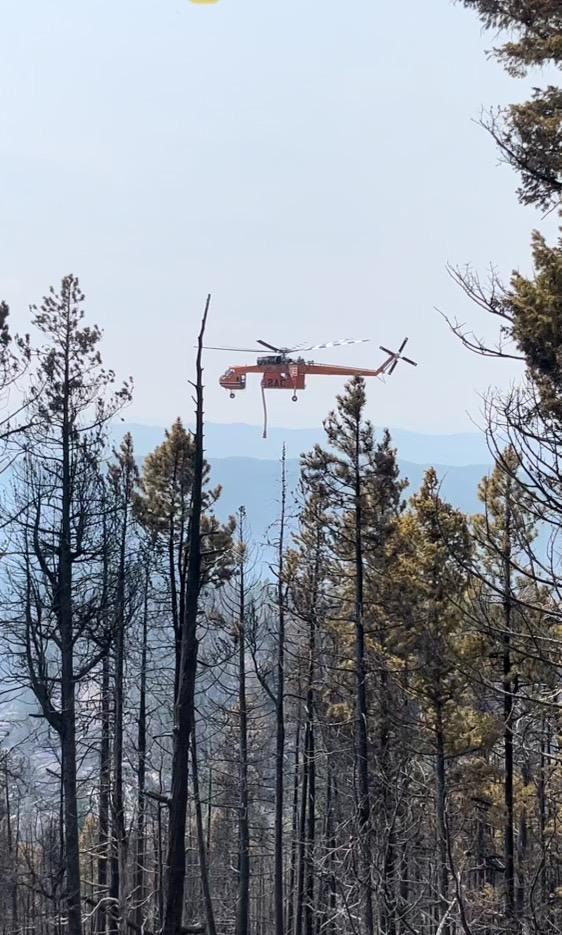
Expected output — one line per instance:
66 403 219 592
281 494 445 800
0 3 561 935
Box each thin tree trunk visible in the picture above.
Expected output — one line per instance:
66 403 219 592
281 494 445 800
516 805 527 919
97 652 111 935
134 566 150 931
163 296 210 935
4 761 18 935
275 447 287 935
303 612 316 935
111 436 136 935
191 728 218 935
294 722 310 935
156 799 164 930
398 668 410 931
59 319 82 935
502 479 516 923
206 763 213 856
503 636 516 921
539 717 547 904
236 509 250 935
286 702 302 935
353 422 374 935
435 705 449 935
326 768 337 935
110 589 126 935
61 624 82 935
380 654 396 935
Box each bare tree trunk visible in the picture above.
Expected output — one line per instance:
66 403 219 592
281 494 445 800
325 767 337 935
516 804 527 918
156 799 164 930
163 296 210 935
4 760 19 935
110 437 135 935
97 652 111 935
303 614 316 935
286 701 302 935
60 340 82 935
206 764 213 856
236 508 250 935
60 614 82 935
191 728 218 935
352 423 374 935
380 652 396 935
110 599 126 935
275 448 287 935
539 717 548 904
294 727 309 935
503 637 516 922
435 705 449 935
502 478 516 924
133 566 149 931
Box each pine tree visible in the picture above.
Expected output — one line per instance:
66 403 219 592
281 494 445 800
450 1 562 379
395 469 473 934
302 377 377 935
301 378 409 935
134 417 234 698
459 0 561 210
12 275 130 935
472 449 539 924
288 474 331 935
362 430 407 935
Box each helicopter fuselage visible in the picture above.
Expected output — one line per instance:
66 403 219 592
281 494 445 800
218 352 396 397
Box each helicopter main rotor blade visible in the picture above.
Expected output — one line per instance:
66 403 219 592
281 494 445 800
299 338 370 352
202 345 266 353
204 336 375 355
283 342 312 353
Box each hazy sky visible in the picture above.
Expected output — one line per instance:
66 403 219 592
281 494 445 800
0 0 552 433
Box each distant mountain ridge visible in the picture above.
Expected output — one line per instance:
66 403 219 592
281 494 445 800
207 456 488 544
115 421 491 466
113 422 491 544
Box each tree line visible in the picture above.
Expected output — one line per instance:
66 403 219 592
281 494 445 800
0 2 561 934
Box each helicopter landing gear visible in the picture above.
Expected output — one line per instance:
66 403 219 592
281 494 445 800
229 392 236 399
291 394 298 402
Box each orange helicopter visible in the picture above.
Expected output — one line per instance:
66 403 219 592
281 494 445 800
205 337 417 437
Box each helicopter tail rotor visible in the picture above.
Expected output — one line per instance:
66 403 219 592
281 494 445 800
381 338 418 375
